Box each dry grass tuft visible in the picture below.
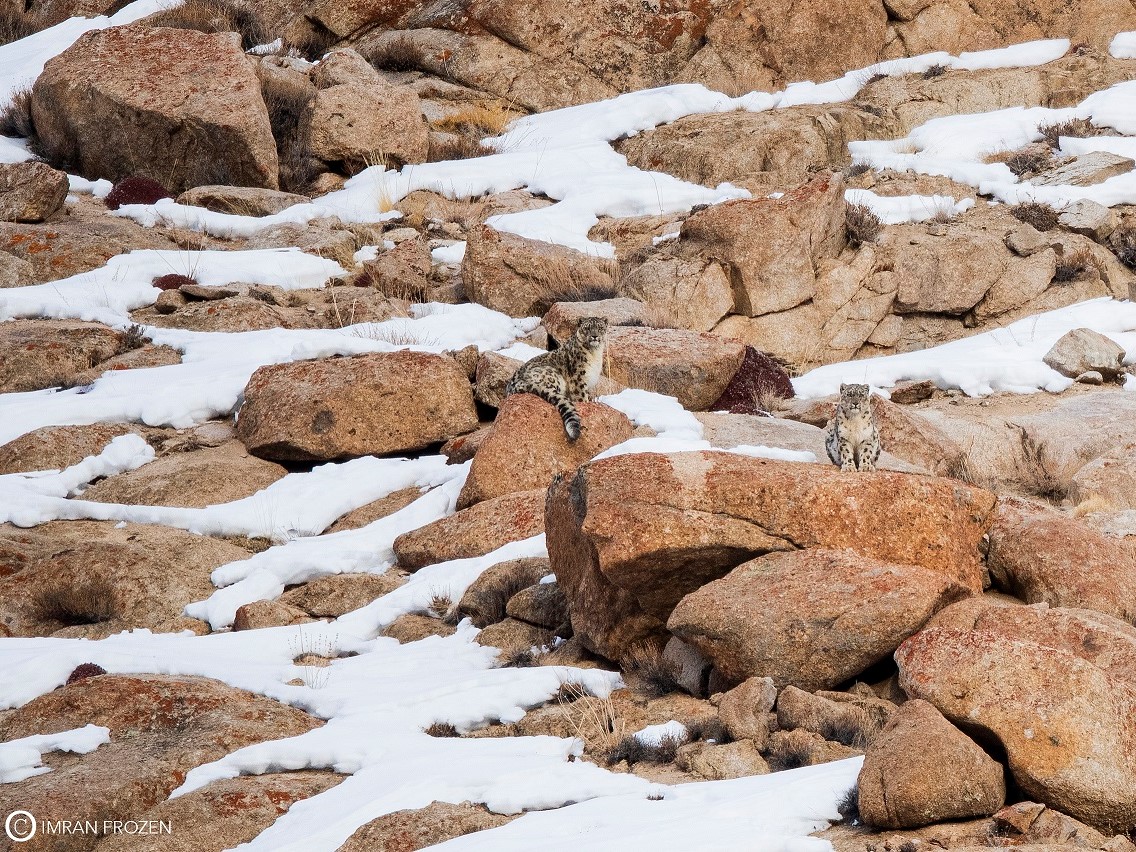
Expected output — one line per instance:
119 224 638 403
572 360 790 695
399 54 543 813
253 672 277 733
606 732 686 766
368 35 427 72
556 684 625 754
767 735 814 772
32 579 119 626
0 8 38 47
1037 117 1106 148
1053 246 1105 283
921 63 948 79
426 592 453 620
836 783 861 826
1072 494 1117 517
146 0 269 50
1003 147 1054 177
1010 201 1059 232
428 134 492 162
843 161 871 178
1109 222 1136 270
118 323 148 353
845 203 882 246
425 722 460 737
0 87 35 139
437 103 517 137
262 75 316 193
624 643 681 698
820 711 869 748
686 717 732 744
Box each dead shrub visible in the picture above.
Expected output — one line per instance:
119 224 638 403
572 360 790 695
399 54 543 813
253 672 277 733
1010 201 1059 232
1053 246 1104 283
0 87 35 140
845 202 882 246
686 717 732 744
921 63 948 79
1037 117 1106 148
606 732 686 766
32 579 119 627
843 161 871 178
66 663 107 684
146 0 270 50
428 134 492 162
152 273 197 291
426 592 453 620
767 733 815 772
0 8 38 47
1003 147 1053 177
836 783 861 826
118 323 148 353
820 712 869 748
262 75 316 193
1108 223 1136 269
624 643 680 698
424 722 460 737
368 35 426 72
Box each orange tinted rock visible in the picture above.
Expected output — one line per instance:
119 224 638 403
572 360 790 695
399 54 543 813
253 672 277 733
457 394 632 508
393 489 545 571
668 549 970 690
896 600 1136 831
237 351 478 461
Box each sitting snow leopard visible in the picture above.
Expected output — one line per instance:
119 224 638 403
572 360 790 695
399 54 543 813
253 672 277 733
824 383 881 472
504 317 608 441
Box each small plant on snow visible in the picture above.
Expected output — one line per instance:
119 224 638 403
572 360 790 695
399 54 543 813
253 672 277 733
424 722 460 737
845 202 882 246
118 323 148 353
104 176 171 211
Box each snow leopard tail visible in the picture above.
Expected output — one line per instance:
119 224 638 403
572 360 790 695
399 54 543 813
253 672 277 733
554 396 582 441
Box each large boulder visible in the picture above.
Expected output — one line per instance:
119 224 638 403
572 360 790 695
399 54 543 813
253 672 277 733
1042 327 1126 381
457 393 632 508
603 327 746 410
461 224 617 318
308 81 429 167
546 451 995 662
95 771 344 852
0 520 247 638
0 674 321 849
667 548 971 690
1069 439 1136 510
338 802 513 852
896 599 1136 830
0 161 69 222
986 499 1136 623
32 26 278 191
82 441 287 508
392 489 545 571
679 173 846 318
857 698 1006 829
236 351 479 461
0 320 128 393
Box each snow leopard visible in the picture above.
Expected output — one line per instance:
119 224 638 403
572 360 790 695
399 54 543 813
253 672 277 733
504 317 608 441
824 383 881 472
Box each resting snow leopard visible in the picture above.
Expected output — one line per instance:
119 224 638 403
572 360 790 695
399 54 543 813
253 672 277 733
504 317 608 441
824 383 881 472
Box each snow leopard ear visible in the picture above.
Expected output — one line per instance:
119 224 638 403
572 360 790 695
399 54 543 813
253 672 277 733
839 383 847 393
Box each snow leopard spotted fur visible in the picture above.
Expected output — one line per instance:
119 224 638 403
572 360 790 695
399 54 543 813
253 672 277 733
824 383 881 472
504 317 608 441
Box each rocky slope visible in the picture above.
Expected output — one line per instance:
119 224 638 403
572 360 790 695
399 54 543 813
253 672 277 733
0 1 1135 851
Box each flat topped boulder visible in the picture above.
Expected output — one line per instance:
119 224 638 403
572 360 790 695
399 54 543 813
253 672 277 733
236 351 479 461
32 25 278 191
546 450 996 662
668 548 971 690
